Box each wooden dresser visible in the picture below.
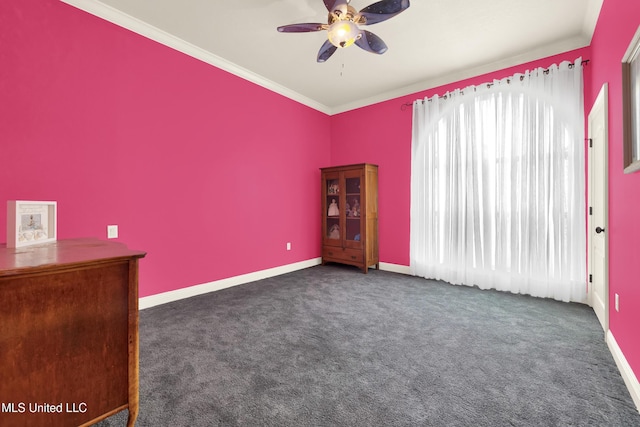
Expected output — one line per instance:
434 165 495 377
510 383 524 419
0 238 146 427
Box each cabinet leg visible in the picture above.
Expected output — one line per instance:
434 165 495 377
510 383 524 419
127 409 138 427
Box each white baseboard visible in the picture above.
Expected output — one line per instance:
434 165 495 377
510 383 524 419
139 257 322 309
607 330 640 412
379 262 412 275
140 259 410 309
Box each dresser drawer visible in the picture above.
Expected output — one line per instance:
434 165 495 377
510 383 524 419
323 247 363 263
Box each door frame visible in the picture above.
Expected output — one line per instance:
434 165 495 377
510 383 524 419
587 83 609 333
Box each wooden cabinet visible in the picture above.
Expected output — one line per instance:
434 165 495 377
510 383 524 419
321 163 378 273
0 238 146 427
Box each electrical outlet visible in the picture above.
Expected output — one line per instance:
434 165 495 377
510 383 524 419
615 293 619 312
286 242 291 251
107 225 118 239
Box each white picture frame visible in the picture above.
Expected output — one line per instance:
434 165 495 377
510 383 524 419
7 201 57 248
622 24 640 173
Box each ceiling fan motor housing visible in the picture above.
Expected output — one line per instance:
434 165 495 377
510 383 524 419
328 4 360 24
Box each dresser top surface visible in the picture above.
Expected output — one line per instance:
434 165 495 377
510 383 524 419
0 238 146 276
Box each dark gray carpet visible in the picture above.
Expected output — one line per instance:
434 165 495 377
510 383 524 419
98 265 640 426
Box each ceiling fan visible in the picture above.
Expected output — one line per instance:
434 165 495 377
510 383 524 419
277 0 410 63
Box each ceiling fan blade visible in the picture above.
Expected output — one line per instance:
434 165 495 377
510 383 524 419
323 0 349 13
277 23 327 33
317 39 338 62
358 0 410 25
355 30 388 54
318 40 338 62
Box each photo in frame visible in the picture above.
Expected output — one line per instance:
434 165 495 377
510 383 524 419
7 201 57 248
622 24 640 173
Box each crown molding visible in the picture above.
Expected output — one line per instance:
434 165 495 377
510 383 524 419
330 35 592 114
582 0 604 43
59 0 597 116
59 0 332 115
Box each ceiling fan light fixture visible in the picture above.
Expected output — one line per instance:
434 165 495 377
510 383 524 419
277 0 410 62
327 20 360 48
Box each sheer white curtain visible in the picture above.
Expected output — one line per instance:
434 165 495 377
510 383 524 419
410 58 586 303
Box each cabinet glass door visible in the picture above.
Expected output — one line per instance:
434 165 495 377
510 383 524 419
326 177 341 242
345 175 361 245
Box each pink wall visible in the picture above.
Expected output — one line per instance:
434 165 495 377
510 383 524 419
587 0 640 381
330 48 591 267
329 103 412 265
331 0 640 383
3 0 639 385
0 0 331 297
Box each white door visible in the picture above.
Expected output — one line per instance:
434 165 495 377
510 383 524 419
588 83 609 332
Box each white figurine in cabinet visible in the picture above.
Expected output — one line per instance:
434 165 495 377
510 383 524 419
328 199 339 216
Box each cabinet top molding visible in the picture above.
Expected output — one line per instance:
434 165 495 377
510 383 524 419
320 163 378 171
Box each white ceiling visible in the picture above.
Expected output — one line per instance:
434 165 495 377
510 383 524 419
61 0 603 114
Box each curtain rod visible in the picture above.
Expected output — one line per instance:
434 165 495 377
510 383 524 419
400 59 590 111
